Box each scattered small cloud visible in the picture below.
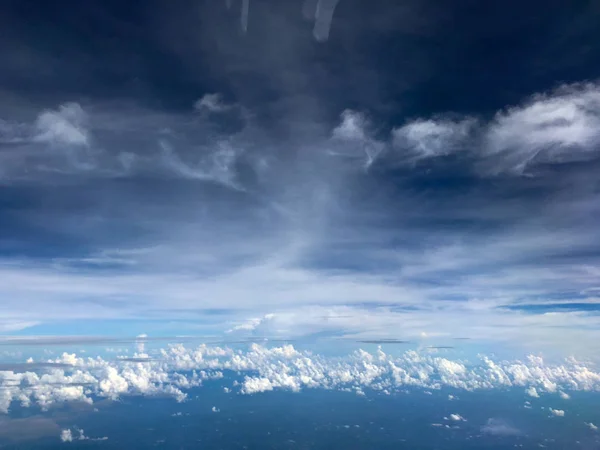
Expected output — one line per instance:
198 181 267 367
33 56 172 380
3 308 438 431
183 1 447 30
549 408 565 417
0 417 60 442
481 418 521 436
194 93 231 113
585 422 598 431
446 414 466 422
60 428 107 442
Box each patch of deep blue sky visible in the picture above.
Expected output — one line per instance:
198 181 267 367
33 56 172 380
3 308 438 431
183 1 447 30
1 0 600 336
2 0 600 121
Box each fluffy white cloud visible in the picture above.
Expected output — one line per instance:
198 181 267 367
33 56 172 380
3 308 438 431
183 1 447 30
526 386 540 398
2 344 600 414
586 422 598 431
549 408 565 417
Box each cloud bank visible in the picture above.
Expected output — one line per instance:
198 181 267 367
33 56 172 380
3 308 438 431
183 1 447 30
1 344 600 414
2 64 600 354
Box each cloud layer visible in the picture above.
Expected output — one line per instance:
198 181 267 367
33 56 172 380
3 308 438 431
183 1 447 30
1 80 600 352
1 344 600 414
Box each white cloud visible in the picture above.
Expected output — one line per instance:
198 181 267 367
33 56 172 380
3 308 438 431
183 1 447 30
330 110 384 168
0 321 39 333
2 344 600 414
34 103 89 147
549 408 565 417
312 0 341 42
212 406 220 412
447 414 466 422
526 386 540 398
484 83 600 173
159 139 241 189
135 334 148 354
392 118 474 158
194 93 231 113
388 82 600 175
481 418 520 436
60 428 107 442
332 110 369 142
586 422 598 431
60 429 73 442
559 391 570 400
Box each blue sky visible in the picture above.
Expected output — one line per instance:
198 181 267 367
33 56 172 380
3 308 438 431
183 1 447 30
1 0 600 358
4 4 600 446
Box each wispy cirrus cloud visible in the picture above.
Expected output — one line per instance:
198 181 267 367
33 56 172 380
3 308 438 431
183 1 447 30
1 82 600 354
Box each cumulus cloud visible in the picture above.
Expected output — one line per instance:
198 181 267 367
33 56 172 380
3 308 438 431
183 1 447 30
194 93 231 113
481 418 520 436
60 429 73 442
549 408 565 417
2 344 600 414
586 422 598 431
159 139 241 189
34 103 89 147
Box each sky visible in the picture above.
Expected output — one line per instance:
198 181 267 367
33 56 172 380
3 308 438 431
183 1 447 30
2 0 600 446
2 0 600 352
